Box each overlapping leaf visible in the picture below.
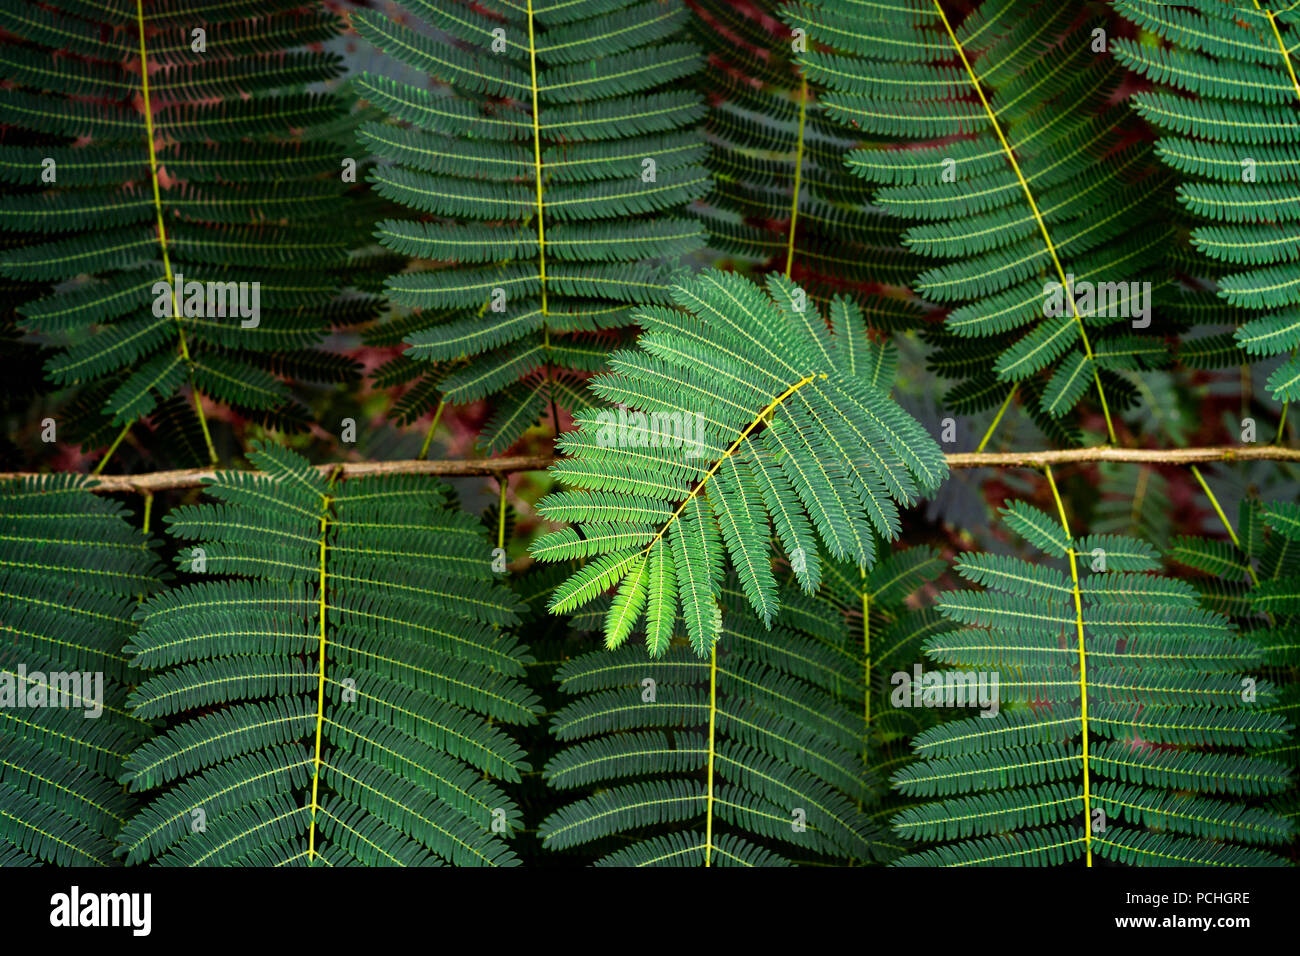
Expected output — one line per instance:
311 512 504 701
531 269 946 654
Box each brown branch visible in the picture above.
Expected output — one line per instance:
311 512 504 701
1 445 1297 494
0 454 556 494
944 445 1300 469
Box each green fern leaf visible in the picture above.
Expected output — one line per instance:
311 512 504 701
1169 493 1300 850
793 0 1172 440
115 442 539 866
532 270 946 653
894 494 1294 866
538 581 890 865
0 475 162 865
0 0 373 464
1115 0 1300 402
689 0 925 327
354 0 710 453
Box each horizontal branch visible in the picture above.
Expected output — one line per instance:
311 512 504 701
944 445 1300 469
1 445 1296 494
0 454 556 494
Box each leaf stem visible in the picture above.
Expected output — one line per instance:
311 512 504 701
135 0 216 466
784 77 808 279
417 400 445 461
1043 464 1092 868
1252 2 1297 446
93 422 133 475
976 386 1017 452
704 643 718 867
307 501 331 863
861 567 871 761
497 475 508 551
1189 464 1260 588
191 389 217 465
525 0 547 316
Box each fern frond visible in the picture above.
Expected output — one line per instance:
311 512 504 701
538 581 890 865
1169 492 1300 849
0 475 162 865
116 443 539 866
893 493 1294 866
689 0 926 324
355 0 710 453
1115 0 1300 403
793 0 1172 440
0 0 369 464
532 270 946 653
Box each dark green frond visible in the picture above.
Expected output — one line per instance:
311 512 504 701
116 443 538 866
1168 493 1300 849
0 0 370 463
355 0 709 451
0 475 162 865
1115 0 1300 403
690 0 926 320
538 582 890 865
893 493 1294 866
794 0 1173 441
